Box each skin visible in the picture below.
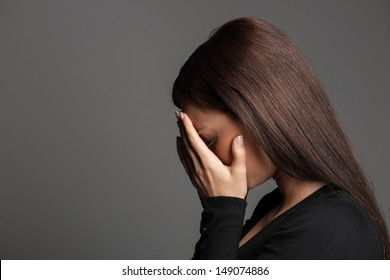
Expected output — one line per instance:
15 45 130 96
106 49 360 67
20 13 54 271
176 103 326 247
180 104 275 190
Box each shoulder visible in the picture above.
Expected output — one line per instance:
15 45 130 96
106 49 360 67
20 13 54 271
291 188 376 233
271 187 384 259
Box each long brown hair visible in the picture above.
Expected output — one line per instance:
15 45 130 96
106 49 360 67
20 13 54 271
172 17 389 259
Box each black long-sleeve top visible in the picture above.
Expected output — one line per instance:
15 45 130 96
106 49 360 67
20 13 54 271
192 183 384 259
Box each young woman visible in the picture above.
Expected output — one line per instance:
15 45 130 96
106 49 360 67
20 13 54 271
172 17 389 259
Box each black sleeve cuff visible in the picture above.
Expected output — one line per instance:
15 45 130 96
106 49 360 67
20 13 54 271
192 196 247 260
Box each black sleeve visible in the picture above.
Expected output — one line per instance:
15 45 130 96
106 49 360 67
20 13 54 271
192 196 247 260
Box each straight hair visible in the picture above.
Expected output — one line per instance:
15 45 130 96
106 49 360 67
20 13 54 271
172 17 389 259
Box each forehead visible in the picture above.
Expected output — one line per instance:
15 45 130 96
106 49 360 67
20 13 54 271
182 104 234 132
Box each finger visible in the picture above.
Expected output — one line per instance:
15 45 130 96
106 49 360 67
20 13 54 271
179 134 211 197
180 112 218 162
180 139 204 189
231 135 246 173
177 120 203 169
176 136 193 175
177 137 203 191
177 121 196 158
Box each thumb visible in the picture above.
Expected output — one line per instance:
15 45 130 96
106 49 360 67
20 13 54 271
231 135 246 171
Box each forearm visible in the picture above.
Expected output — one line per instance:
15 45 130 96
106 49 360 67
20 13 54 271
192 196 247 259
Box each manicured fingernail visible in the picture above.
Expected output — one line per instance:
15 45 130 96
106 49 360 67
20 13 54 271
175 110 184 120
236 135 244 145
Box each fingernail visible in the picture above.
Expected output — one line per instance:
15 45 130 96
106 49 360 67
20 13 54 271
236 135 244 145
175 110 184 120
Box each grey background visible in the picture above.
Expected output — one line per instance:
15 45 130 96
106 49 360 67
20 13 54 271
0 0 389 259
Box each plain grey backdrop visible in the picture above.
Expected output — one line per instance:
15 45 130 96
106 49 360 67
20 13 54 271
1 0 389 259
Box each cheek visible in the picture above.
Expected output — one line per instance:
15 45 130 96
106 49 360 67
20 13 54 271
212 142 233 166
246 146 277 188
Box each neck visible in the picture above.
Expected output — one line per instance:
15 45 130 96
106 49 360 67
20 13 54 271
272 168 326 209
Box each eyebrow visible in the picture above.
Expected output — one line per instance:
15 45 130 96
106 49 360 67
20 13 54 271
197 126 209 133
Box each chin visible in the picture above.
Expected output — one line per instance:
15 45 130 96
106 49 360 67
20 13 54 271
247 179 258 189
248 184 257 190
247 176 268 189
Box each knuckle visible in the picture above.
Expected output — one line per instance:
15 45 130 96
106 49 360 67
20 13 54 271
233 165 246 174
235 153 245 159
204 169 214 180
195 166 204 176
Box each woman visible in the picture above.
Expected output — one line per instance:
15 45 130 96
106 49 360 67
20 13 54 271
172 17 389 259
